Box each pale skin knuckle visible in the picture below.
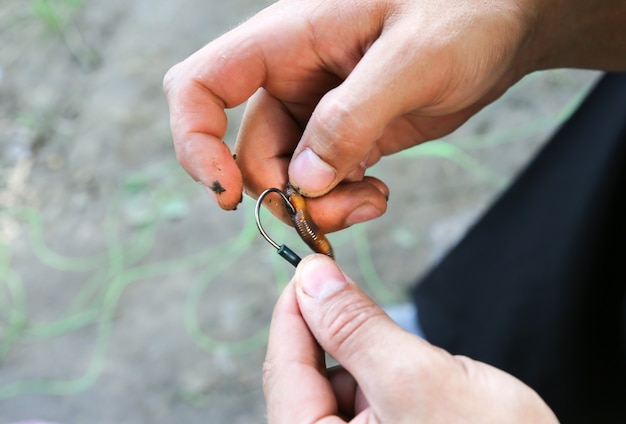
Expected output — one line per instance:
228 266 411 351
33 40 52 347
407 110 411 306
163 61 185 98
321 297 385 356
173 143 192 176
162 66 175 96
261 357 276 395
314 98 370 161
452 354 477 378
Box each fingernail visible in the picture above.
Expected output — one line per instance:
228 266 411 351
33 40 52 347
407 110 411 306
289 148 336 195
298 256 347 299
346 204 382 226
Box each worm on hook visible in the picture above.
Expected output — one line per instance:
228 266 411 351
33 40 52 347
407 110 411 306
284 183 334 259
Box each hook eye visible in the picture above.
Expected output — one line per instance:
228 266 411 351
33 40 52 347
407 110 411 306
255 188 301 267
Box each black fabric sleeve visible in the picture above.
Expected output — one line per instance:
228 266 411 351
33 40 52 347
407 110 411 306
412 72 626 422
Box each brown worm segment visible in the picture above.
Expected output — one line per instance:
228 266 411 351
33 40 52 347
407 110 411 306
284 182 335 259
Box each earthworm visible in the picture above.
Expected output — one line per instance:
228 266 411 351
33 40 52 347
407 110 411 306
284 183 335 259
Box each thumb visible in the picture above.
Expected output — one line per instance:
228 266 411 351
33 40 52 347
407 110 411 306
293 255 559 424
288 28 429 197
293 255 427 386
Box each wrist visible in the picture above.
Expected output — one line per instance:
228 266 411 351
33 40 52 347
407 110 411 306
525 0 626 72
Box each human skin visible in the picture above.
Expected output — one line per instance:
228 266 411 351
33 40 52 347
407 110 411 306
263 255 559 423
163 0 626 420
163 0 626 231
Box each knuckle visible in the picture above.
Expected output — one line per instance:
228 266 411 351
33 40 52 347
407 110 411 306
162 62 180 95
261 357 276 394
321 296 384 355
314 97 371 157
173 140 191 170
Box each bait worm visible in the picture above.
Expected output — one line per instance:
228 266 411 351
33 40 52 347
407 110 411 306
284 183 334 259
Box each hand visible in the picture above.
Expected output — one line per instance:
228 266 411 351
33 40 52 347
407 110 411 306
263 255 559 423
163 0 626 231
164 0 535 228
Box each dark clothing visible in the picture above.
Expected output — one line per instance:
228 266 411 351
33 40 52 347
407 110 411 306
413 73 626 423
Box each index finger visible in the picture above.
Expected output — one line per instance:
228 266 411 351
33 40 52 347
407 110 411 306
163 11 274 209
264 281 344 424
163 39 263 209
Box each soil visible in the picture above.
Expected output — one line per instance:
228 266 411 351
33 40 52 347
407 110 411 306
0 0 599 422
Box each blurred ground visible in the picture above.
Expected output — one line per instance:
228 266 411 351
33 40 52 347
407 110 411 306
0 0 600 422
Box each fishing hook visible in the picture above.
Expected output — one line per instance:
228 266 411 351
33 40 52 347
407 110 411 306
255 187 302 267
